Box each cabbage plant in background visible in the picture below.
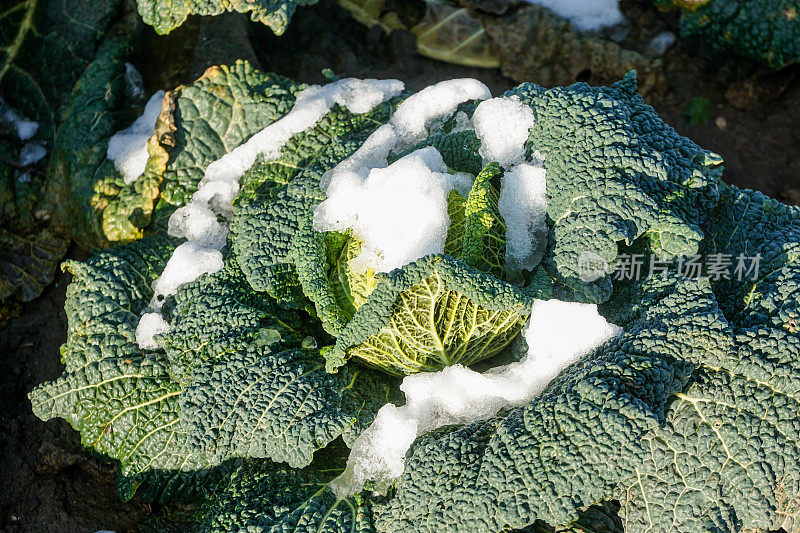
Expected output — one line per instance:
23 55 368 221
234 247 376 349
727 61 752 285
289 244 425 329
654 0 800 68
135 0 320 35
0 0 136 309
29 59 800 533
340 0 799 84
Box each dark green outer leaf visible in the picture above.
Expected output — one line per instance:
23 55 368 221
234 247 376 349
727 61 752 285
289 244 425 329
28 235 219 503
668 0 800 68
158 261 323 383
58 233 178 373
0 0 123 300
618 186 800 531
160 258 396 470
156 61 302 208
45 11 141 248
200 443 377 533
509 72 722 303
0 0 122 138
180 347 396 468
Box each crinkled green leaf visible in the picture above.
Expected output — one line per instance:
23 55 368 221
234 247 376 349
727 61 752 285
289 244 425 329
509 72 722 303
200 443 377 532
137 0 319 35
618 185 800 531
659 0 800 68
155 61 302 208
230 100 399 309
30 353 218 503
323 255 550 375
159 261 325 383
162 259 396 469
180 347 396 468
45 11 142 248
28 235 219 503
58 233 178 372
443 161 506 278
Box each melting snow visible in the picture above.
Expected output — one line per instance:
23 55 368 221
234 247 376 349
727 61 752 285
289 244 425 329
499 160 548 271
150 241 224 308
473 95 547 272
314 78 491 272
315 147 473 273
107 91 165 185
135 313 171 350
18 142 46 167
472 95 534 167
125 62 146 101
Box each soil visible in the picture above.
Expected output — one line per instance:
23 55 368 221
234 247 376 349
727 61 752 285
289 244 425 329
0 0 798 531
0 246 151 532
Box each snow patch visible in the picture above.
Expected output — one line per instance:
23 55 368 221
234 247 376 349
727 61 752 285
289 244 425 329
151 241 224 308
389 79 491 145
0 99 38 141
525 0 624 32
107 91 165 185
334 300 622 496
314 147 473 273
499 159 548 271
169 78 405 249
314 78 491 272
199 78 404 189
18 142 46 167
125 62 146 101
473 95 534 167
136 313 171 350
648 31 677 56
473 95 547 272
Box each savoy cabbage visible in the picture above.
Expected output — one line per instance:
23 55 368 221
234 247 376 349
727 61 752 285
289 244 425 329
655 0 800 68
29 64 800 533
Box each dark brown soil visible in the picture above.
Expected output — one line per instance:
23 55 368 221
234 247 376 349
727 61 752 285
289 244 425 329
0 247 151 532
0 0 797 531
